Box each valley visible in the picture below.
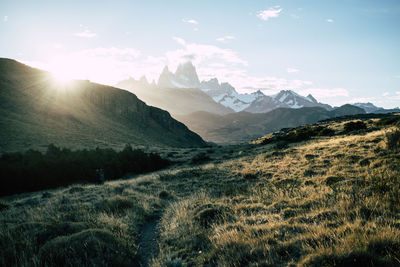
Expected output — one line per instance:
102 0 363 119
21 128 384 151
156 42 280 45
2 1 399 266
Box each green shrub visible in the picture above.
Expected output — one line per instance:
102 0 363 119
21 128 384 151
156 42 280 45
270 125 336 145
325 176 344 186
159 190 172 199
385 128 400 152
318 127 335 136
376 116 400 126
344 121 367 133
191 153 211 164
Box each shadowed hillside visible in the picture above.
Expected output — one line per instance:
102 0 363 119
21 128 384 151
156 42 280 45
0 58 205 152
175 105 365 144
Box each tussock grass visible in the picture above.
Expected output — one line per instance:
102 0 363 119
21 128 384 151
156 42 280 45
1 115 400 266
153 119 400 266
0 175 163 266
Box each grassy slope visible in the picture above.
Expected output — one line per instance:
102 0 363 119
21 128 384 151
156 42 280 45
1 116 399 266
0 58 205 152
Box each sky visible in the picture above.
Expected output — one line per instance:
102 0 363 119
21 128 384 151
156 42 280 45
1 0 400 108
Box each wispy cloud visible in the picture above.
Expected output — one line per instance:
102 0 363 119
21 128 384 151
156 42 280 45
348 97 377 104
326 19 334 23
216 36 235 43
168 37 248 68
394 75 400 78
298 88 350 98
75 29 97 38
3 16 8 22
84 47 141 58
287 68 300 73
172 37 186 46
257 6 282 21
182 18 198 25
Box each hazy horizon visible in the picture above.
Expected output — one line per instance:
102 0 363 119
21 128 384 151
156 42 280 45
1 0 399 108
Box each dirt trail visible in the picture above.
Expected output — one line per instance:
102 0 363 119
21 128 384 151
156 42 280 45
137 215 161 267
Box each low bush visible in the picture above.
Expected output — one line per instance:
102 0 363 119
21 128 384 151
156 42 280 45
264 125 336 145
385 128 400 152
38 229 133 266
193 204 235 228
191 153 211 164
344 121 367 133
0 144 170 196
376 116 400 126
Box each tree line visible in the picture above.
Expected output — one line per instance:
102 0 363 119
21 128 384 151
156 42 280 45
0 144 170 196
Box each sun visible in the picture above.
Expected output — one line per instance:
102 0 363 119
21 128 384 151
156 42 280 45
49 61 76 86
51 71 73 84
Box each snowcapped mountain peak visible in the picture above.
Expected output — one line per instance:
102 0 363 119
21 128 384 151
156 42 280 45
270 90 328 109
353 102 383 113
251 90 265 97
151 62 332 112
220 82 236 95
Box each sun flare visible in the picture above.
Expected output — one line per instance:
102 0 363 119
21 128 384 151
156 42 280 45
48 59 78 86
51 71 73 84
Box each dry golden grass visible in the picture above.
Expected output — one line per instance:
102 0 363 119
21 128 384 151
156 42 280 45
153 122 400 266
1 117 399 266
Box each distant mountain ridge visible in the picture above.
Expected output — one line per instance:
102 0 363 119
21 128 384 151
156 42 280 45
353 102 400 114
118 61 400 116
0 58 206 152
175 104 366 144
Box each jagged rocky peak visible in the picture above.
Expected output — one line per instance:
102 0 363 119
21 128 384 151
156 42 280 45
157 66 176 88
251 90 265 97
175 61 200 87
161 66 172 75
201 78 220 89
157 61 201 88
220 82 236 95
307 94 318 103
139 75 149 84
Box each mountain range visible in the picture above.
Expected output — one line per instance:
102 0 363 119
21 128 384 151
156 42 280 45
0 58 205 152
117 61 396 116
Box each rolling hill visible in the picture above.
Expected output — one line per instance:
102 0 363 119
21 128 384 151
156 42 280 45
0 58 205 152
175 105 366 144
